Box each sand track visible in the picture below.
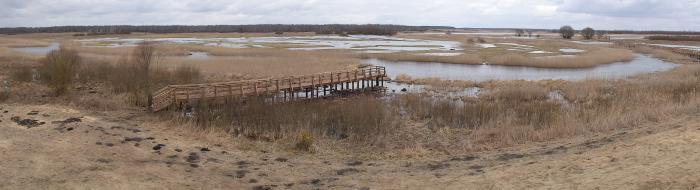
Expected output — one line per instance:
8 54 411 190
1 104 698 190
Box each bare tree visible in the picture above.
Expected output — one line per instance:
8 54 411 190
581 27 595 40
559 25 575 39
40 46 81 95
527 30 533 38
596 31 607 40
132 41 158 108
515 29 525 37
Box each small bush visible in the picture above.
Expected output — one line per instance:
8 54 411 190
39 46 81 95
295 131 314 152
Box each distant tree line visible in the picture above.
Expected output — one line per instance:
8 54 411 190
0 24 454 36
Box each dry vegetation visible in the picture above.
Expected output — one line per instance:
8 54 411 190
485 48 634 68
368 34 636 68
171 62 699 154
646 35 700 41
66 43 358 79
2 32 699 157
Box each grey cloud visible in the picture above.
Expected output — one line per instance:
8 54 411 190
560 0 700 18
0 0 698 30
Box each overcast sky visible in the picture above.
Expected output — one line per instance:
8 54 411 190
1 0 698 31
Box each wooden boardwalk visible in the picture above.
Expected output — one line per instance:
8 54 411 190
151 66 387 111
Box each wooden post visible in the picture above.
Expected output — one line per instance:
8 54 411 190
330 73 334 92
186 88 190 102
200 87 206 102
213 86 218 102
228 85 233 98
275 79 280 102
254 82 258 96
311 75 315 98
239 84 244 96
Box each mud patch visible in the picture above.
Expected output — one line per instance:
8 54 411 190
498 153 525 161
251 185 275 190
274 157 288 162
11 116 44 128
336 168 361 175
152 144 165 150
186 152 200 164
450 155 478 162
426 163 450 170
347 160 363 166
123 137 144 142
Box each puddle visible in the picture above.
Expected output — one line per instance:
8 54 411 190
572 41 612 45
559 48 585 53
365 54 677 81
421 52 463 56
476 43 496 48
529 51 553 54
11 42 59 55
187 52 209 60
384 82 480 97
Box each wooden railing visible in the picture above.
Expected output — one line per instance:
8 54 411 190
151 66 387 111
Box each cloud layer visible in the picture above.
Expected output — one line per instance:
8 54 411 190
1 0 698 30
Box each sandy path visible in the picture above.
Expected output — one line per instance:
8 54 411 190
1 104 699 190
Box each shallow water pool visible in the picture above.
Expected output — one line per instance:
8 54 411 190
365 54 677 81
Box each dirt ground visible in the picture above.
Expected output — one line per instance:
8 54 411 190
1 103 698 190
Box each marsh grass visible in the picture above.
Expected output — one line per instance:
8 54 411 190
180 96 400 145
366 37 634 68
646 35 700 41
176 63 699 154
485 48 634 68
39 46 81 95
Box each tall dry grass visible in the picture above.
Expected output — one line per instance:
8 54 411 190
71 44 358 79
180 63 698 154
487 48 634 68
39 46 81 95
178 96 400 146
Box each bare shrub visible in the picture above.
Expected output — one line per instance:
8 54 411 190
76 52 201 107
132 42 157 107
295 131 314 151
0 89 9 102
581 27 595 40
11 67 33 82
39 46 81 95
184 96 399 144
559 25 575 39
